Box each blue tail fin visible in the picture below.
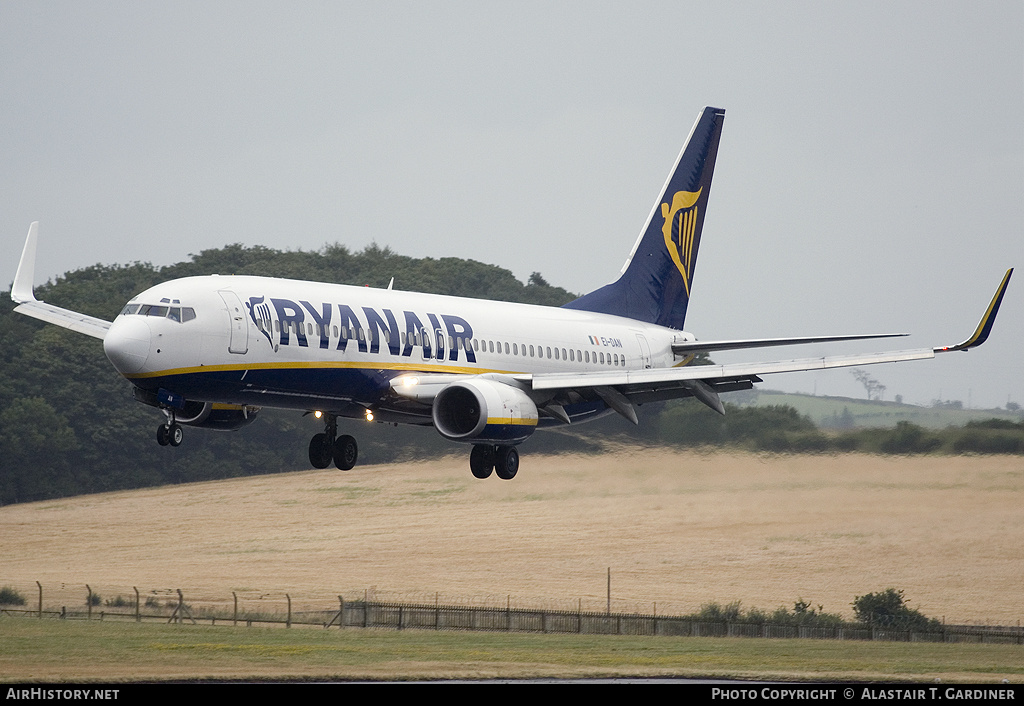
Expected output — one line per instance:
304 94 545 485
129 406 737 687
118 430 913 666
564 106 725 329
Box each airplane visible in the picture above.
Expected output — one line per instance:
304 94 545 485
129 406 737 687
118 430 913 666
10 107 1013 480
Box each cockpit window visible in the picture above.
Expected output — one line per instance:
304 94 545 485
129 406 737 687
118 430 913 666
121 303 196 323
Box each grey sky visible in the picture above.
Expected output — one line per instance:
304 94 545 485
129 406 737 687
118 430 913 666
2 1 1020 408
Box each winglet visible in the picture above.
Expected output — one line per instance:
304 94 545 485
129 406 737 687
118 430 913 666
12 222 39 304
935 268 1013 353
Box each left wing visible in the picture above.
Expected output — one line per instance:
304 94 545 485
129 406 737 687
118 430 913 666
523 268 1013 421
11 222 112 340
391 269 1012 423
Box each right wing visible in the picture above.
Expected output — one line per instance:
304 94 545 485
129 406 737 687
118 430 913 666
11 222 112 340
388 269 1011 424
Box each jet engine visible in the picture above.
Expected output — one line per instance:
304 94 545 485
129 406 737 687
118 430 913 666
175 401 261 431
432 378 538 444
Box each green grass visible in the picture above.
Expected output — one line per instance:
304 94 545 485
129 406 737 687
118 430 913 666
1 617 1020 683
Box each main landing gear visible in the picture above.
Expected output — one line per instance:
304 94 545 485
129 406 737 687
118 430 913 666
469 444 519 480
156 410 183 447
308 414 359 471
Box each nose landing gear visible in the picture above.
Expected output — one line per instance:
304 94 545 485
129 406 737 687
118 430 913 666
156 410 183 447
308 414 359 471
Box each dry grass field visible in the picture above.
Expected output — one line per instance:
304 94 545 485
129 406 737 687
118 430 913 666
1 449 1021 625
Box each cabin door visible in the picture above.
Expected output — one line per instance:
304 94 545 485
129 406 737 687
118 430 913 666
218 291 249 355
635 334 651 369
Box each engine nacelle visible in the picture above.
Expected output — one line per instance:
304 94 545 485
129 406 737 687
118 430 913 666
176 401 261 431
432 379 538 444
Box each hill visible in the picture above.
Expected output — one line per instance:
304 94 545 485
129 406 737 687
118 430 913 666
731 389 1023 429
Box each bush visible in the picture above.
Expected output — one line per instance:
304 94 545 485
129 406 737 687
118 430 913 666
694 601 742 622
951 428 1024 454
104 595 134 608
878 422 942 454
0 586 27 606
685 599 844 627
852 588 941 630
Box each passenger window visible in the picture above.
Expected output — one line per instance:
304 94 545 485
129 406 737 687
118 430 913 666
529 345 535 357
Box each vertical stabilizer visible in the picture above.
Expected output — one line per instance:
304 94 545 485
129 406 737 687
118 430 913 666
564 106 724 329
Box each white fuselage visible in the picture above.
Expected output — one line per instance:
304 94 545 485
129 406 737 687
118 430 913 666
103 274 692 420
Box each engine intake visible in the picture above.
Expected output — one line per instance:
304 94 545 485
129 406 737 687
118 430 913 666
432 379 538 444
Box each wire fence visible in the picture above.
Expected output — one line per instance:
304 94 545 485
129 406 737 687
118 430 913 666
1 582 1021 645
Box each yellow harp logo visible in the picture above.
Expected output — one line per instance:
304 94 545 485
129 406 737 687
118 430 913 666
661 187 702 296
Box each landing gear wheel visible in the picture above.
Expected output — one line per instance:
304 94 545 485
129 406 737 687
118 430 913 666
470 445 495 479
333 434 358 471
157 423 183 447
494 446 519 480
308 432 333 469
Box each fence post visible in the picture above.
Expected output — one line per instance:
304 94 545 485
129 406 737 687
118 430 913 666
36 581 42 619
286 594 291 628
339 596 345 629
86 585 93 620
134 587 140 623
233 592 238 627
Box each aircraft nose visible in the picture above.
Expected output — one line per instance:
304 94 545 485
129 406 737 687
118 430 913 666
103 316 152 374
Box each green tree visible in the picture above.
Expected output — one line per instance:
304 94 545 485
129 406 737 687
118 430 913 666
852 588 940 630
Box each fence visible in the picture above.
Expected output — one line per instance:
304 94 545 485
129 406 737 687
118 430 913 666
2 591 1022 645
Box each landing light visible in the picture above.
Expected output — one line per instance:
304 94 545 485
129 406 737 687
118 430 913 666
365 409 374 422
402 376 419 387
313 410 323 419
